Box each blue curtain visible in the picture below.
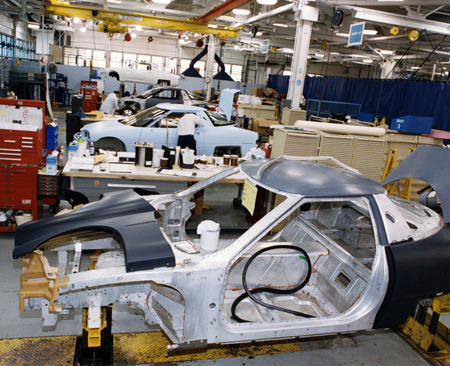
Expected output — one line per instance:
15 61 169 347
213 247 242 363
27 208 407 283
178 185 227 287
303 76 450 131
267 74 290 94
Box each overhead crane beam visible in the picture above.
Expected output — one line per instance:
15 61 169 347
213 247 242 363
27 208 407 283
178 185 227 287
44 2 240 38
199 0 254 23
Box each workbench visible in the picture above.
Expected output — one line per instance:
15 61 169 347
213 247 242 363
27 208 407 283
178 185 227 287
62 160 245 204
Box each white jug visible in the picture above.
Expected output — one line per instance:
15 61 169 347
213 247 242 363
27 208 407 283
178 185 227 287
197 220 220 251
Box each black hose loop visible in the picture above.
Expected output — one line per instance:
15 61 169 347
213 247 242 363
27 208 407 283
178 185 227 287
231 245 314 323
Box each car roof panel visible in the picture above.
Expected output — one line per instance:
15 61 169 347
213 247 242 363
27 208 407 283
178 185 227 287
240 157 385 197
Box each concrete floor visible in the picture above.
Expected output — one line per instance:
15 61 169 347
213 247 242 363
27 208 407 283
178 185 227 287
0 109 433 365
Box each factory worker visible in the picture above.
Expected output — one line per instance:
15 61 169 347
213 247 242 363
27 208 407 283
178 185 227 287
177 113 206 153
100 90 120 115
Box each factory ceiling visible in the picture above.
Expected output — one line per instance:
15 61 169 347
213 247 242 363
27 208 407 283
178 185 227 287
9 0 450 77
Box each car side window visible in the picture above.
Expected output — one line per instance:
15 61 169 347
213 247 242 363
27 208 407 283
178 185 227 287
153 111 184 128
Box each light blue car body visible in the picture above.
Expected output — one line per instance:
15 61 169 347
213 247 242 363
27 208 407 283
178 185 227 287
81 103 258 156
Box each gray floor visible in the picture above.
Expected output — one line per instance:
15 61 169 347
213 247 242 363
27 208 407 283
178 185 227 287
0 109 433 365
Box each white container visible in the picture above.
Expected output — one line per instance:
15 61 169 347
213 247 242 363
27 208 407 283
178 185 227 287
152 148 165 168
78 142 87 157
46 154 58 175
15 213 33 226
68 142 78 159
197 220 220 251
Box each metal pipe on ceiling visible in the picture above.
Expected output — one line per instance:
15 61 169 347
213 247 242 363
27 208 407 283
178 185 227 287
232 3 294 27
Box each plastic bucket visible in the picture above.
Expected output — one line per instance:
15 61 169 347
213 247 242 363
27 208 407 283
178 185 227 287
152 148 165 168
197 220 220 251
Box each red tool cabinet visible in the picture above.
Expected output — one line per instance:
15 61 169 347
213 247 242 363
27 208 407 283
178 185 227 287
80 80 98 113
0 98 45 232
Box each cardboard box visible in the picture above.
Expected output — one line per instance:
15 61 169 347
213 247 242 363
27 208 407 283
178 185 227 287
391 115 433 134
281 108 307 125
250 88 264 97
252 117 280 135
264 87 278 98
51 101 60 111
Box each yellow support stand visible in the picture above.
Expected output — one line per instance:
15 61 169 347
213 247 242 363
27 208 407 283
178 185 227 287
381 148 398 195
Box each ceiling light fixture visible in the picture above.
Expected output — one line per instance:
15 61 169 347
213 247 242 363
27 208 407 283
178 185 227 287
273 23 288 28
218 16 235 21
135 25 142 31
336 32 349 37
80 26 86 32
153 0 171 4
411 66 420 69
234 45 240 50
208 24 218 28
27 23 39 29
131 32 137 38
256 0 277 5
107 0 121 3
363 59 373 63
256 31 263 36
379 49 394 55
315 53 325 58
378 0 403 2
232 8 250 16
73 17 80 24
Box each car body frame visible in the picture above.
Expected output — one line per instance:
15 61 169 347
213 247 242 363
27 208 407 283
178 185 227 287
13 153 450 350
118 87 207 115
98 64 179 86
81 103 258 156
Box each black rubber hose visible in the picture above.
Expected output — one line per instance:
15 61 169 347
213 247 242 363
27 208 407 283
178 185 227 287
231 245 314 323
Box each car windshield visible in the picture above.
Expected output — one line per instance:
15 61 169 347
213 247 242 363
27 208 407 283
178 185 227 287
185 90 205 101
120 106 166 127
136 88 161 99
206 111 235 126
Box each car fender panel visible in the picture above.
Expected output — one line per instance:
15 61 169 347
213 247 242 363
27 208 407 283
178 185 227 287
13 190 175 272
374 228 450 328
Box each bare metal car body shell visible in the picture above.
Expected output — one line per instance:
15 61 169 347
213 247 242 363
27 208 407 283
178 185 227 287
13 156 450 348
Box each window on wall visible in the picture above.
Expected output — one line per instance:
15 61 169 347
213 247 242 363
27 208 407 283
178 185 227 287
64 49 77 66
197 60 205 77
225 64 232 75
110 52 122 68
137 55 151 69
93 50 106 68
77 49 92 66
166 57 177 74
123 53 137 67
180 59 191 73
231 65 242 82
152 56 164 70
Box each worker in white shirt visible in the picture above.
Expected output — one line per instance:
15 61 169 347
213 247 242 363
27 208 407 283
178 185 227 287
177 113 206 153
100 90 120 115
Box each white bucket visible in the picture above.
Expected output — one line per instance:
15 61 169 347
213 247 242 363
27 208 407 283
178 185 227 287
15 213 33 226
197 220 220 251
152 148 165 168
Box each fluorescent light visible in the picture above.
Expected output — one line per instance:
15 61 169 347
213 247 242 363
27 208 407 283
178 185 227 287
363 29 378 35
273 23 288 28
378 0 403 1
131 32 137 38
208 24 218 28
135 25 142 31
256 31 263 36
107 0 121 3
379 49 394 55
257 0 277 4
330 52 340 55
218 16 235 21
153 0 171 4
411 66 420 69
336 32 349 37
315 53 325 58
73 17 80 24
80 26 86 32
234 45 240 50
363 59 373 63
232 8 250 16
27 23 39 29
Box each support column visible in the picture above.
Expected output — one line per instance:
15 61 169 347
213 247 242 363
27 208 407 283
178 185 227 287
381 59 396 79
177 45 182 75
286 4 318 110
13 19 18 60
205 34 215 101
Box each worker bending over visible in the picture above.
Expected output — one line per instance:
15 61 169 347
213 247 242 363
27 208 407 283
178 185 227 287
177 113 206 153
100 91 120 115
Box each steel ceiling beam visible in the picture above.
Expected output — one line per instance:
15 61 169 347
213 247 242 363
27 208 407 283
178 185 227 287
198 0 253 23
232 3 294 27
344 6 450 35
44 2 240 38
